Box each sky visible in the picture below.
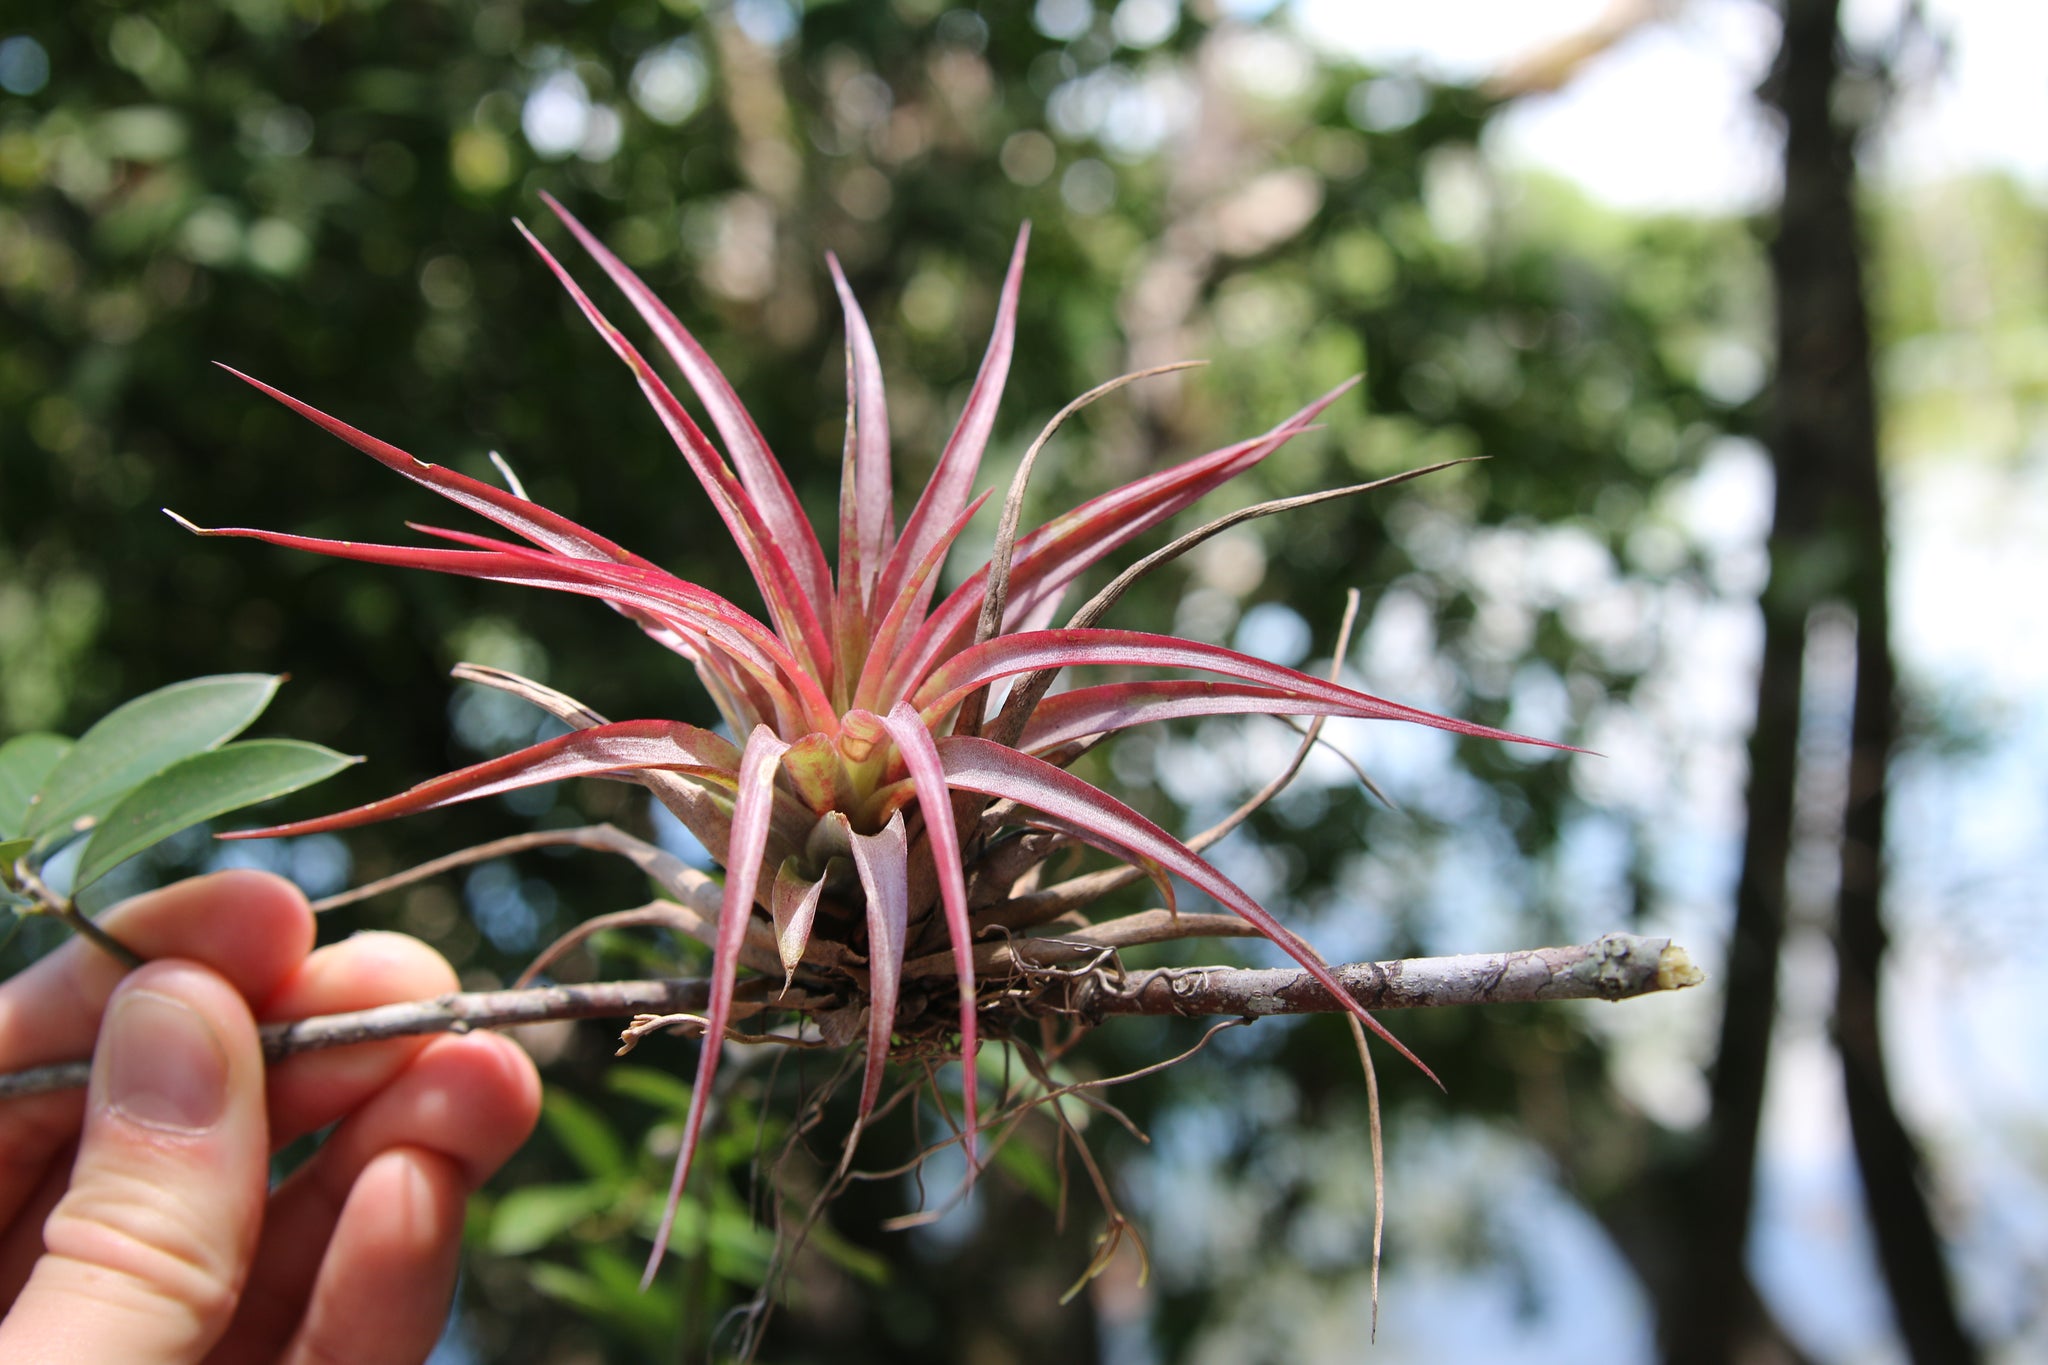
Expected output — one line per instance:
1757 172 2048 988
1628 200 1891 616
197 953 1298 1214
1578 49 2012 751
1289 0 2048 213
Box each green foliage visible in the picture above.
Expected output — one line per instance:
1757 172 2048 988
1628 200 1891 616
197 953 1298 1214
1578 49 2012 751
71 738 355 889
603 1062 698 1117
0 674 349 910
0 735 71 837
467 1065 794 1358
541 1086 633 1184
487 1182 622 1258
22 673 283 842
528 1247 685 1356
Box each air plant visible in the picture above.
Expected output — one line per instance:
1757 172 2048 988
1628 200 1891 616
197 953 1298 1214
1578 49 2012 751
172 202 1562 1280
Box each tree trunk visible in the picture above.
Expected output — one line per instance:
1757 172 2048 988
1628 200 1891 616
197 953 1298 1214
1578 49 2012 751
1808 27 1984 1365
1834 493 1978 1365
1667 2 1980 1361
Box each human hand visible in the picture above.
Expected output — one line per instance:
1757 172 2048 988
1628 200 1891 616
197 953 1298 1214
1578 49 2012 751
0 870 542 1363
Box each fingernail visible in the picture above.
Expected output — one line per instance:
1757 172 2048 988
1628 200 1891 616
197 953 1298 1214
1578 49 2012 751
101 990 231 1133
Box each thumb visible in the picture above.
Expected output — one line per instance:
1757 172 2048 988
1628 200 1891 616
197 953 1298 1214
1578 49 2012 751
0 961 269 1364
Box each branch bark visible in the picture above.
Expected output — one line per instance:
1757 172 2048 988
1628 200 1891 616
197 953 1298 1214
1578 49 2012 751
0 933 1698 1101
1080 933 1697 1018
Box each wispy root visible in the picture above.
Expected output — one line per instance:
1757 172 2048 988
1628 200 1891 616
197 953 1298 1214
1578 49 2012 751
1347 1012 1385 1340
722 1024 1187 1363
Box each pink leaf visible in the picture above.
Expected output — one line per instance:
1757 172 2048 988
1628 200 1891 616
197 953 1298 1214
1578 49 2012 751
215 366 648 568
935 736 1438 1081
218 720 741 839
646 724 790 1286
772 858 827 985
874 226 1030 617
849 490 993 714
847 809 910 1123
833 357 873 687
1017 681 1319 752
541 194 834 614
173 514 834 734
827 254 895 601
514 221 833 684
880 702 979 1159
883 380 1350 703
916 628 1575 753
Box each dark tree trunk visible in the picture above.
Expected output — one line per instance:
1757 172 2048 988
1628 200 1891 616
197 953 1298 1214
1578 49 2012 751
1661 7 1833 1357
1665 2 1980 1362
1835 485 1978 1365
1661 607 1803 1365
1770 2 1980 1360
1814 55 1985 1365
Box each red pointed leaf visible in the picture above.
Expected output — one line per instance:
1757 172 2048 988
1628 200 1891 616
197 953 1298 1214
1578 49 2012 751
827 254 894 597
542 194 834 614
883 380 1349 703
848 809 910 1122
916 628 1574 754
874 226 1030 616
850 490 992 713
833 357 873 684
410 525 803 666
880 702 979 1158
216 366 648 568
772 858 827 983
646 725 789 1285
218 720 740 840
515 221 832 683
1018 681 1328 752
175 514 833 734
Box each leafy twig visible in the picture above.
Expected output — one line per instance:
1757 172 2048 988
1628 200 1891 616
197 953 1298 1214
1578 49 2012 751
15 861 144 970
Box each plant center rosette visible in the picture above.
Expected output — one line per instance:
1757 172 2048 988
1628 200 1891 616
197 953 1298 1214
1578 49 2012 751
174 204 1565 1274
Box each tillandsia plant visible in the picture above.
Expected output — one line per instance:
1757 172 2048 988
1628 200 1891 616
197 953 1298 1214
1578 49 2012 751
171 201 1566 1280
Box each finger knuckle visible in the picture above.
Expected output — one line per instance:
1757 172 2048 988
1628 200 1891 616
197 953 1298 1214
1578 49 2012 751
42 1167 244 1332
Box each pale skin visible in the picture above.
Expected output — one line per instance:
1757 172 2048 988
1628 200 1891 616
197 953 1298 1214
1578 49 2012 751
0 870 543 1363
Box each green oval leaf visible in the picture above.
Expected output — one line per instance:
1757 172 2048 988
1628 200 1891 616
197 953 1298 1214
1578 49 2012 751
604 1064 696 1118
72 739 358 891
26 675 286 842
484 1181 616 1257
0 734 71 839
524 1264 612 1318
0 837 33 886
528 1255 675 1346
542 1088 630 1182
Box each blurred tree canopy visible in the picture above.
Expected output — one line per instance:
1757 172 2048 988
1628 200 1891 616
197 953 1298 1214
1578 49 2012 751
2 1 1914 1361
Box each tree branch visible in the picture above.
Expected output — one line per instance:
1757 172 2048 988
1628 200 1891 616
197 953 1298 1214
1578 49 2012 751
0 933 1698 1101
1080 932 1699 1017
